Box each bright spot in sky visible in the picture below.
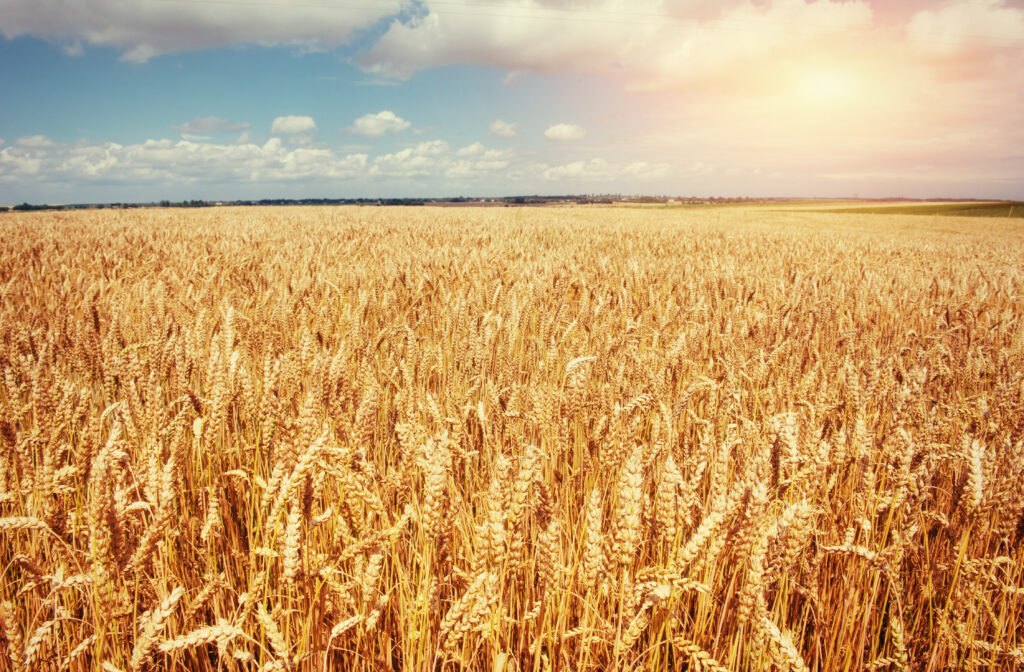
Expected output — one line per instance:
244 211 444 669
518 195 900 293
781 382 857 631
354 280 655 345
798 70 856 103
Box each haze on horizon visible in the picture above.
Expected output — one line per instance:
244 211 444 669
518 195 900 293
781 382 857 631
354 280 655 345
1 0 1023 204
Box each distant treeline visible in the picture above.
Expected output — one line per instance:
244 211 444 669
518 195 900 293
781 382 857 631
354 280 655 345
2 202 148 212
1 194 797 212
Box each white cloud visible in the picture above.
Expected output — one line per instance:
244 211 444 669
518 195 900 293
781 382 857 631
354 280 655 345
542 159 602 181
0 0 879 96
446 145 514 175
622 161 670 179
361 0 874 90
907 0 1024 57
0 0 404 62
8 121 1015 200
544 123 586 142
346 111 411 138
456 142 484 157
270 116 317 135
0 136 369 186
541 157 669 181
482 148 513 161
489 119 518 138
368 139 512 178
173 116 250 136
370 145 420 175
366 140 517 180
0 147 42 179
0 136 522 192
16 135 55 148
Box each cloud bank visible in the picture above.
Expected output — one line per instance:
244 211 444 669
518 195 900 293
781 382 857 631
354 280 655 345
0 0 404 62
3 1 1021 97
0 134 528 190
361 0 877 90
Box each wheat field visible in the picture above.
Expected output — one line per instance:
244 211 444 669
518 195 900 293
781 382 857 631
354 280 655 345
0 205 1022 671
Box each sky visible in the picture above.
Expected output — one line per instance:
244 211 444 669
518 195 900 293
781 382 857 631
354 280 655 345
1 0 1023 203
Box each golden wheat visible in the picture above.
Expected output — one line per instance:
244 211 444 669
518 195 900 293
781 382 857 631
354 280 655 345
0 204 1022 670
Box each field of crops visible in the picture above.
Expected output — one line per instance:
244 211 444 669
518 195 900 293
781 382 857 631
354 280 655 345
789 201 1024 218
1 205 1022 671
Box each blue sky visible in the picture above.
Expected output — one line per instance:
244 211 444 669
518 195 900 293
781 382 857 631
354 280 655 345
2 0 1023 203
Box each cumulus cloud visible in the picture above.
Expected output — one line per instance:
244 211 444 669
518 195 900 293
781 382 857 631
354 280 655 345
483 148 513 160
907 0 1024 57
362 0 874 90
0 136 367 185
456 142 484 157
270 116 317 135
16 135 55 148
173 116 251 137
371 140 448 177
0 146 43 179
0 136 520 193
489 119 518 138
544 123 586 142
0 0 403 62
346 111 411 138
355 139 512 179
541 157 669 181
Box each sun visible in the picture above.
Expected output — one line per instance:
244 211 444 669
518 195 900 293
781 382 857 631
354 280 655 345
798 69 857 103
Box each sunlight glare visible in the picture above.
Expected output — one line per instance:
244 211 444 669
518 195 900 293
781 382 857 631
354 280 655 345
799 70 856 103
